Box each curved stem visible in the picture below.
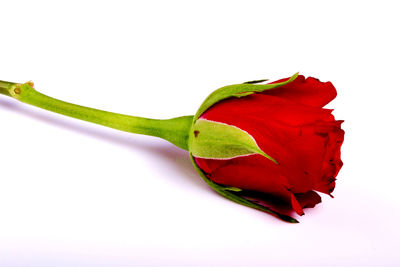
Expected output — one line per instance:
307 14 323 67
0 80 193 150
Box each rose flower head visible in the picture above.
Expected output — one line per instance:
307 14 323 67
188 73 344 222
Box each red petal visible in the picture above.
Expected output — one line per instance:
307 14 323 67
314 123 345 195
290 192 305 216
201 93 334 127
195 155 291 194
195 156 324 216
266 75 337 108
291 190 322 215
294 191 322 209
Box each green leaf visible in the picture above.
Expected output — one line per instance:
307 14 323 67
194 73 298 120
189 119 277 164
189 155 298 223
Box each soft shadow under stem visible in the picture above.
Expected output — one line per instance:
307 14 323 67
0 98 206 190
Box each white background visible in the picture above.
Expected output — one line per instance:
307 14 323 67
0 0 399 266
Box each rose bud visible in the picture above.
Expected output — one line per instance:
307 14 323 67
188 73 344 222
0 73 343 223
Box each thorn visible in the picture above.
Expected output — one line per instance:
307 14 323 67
26 81 34 88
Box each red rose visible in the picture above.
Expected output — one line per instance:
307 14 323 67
191 75 344 218
1 73 343 223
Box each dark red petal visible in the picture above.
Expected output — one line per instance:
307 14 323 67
290 193 305 216
266 75 337 108
291 190 323 215
239 189 322 217
294 191 322 209
314 123 345 195
239 190 294 217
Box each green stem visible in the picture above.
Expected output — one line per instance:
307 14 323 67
0 80 193 150
0 80 13 96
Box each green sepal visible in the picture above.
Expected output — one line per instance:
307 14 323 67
224 186 242 192
194 73 298 120
189 119 277 164
189 155 298 223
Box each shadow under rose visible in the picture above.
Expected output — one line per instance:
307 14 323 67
0 98 208 191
